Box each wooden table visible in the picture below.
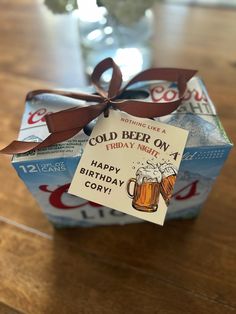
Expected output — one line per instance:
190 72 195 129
0 1 235 313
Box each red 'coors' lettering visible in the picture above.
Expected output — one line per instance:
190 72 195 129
39 180 200 211
151 85 207 103
28 108 53 125
172 180 199 200
39 183 101 210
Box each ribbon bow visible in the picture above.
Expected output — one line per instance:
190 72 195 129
0 58 197 155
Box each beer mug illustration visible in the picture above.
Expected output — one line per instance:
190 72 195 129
159 163 177 205
127 166 162 212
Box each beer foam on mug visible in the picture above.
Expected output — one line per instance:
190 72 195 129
136 166 162 185
159 163 177 178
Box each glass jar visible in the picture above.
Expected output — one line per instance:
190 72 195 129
77 0 153 81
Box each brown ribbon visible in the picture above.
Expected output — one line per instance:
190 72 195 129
0 58 197 155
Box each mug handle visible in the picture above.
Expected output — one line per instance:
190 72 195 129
127 178 136 198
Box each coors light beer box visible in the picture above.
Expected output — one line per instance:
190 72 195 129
12 77 232 227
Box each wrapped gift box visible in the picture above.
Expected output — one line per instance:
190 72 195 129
12 77 232 227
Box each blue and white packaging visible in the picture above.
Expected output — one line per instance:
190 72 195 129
12 77 233 227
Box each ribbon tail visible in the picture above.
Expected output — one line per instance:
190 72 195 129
0 128 82 155
26 89 103 102
1 102 107 155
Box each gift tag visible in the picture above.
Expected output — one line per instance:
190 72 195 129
69 110 189 225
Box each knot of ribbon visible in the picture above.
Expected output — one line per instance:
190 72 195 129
1 58 197 155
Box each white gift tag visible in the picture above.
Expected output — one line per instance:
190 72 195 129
69 110 189 225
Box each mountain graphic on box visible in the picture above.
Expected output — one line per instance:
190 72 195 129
162 113 226 146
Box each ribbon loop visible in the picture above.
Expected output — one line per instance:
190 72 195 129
91 57 123 99
123 68 197 91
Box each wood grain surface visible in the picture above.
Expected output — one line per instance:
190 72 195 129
0 1 235 313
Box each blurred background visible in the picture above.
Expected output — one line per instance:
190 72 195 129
1 0 235 88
